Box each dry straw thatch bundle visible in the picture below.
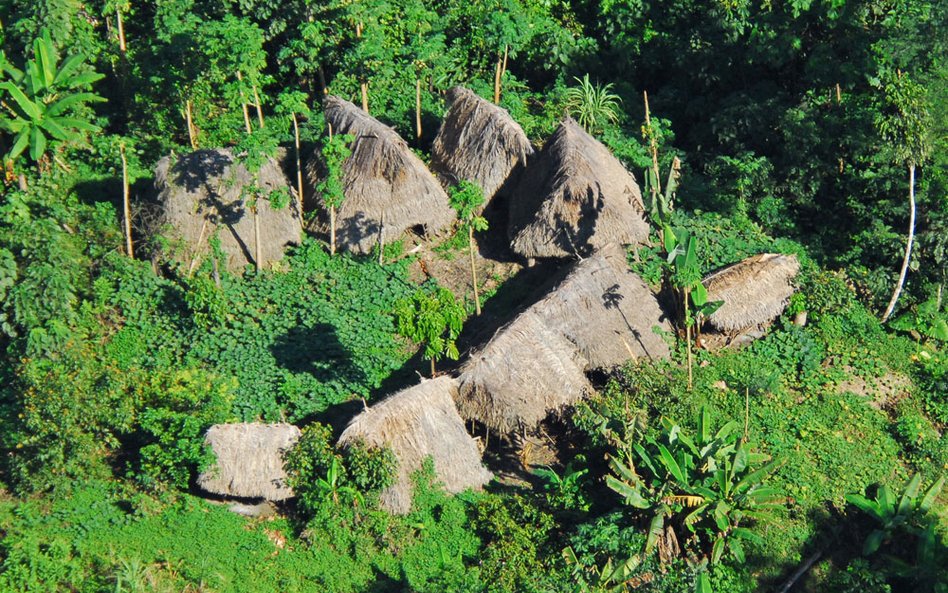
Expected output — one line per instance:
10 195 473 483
153 148 302 271
338 376 492 514
197 423 302 501
430 87 534 206
509 118 650 259
457 245 670 434
703 253 801 332
309 96 456 254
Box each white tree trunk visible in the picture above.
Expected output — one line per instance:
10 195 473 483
882 163 916 322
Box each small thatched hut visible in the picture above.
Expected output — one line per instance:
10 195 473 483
153 149 302 272
430 87 534 207
703 253 801 333
456 246 670 435
308 96 456 254
509 118 650 259
197 423 301 501
338 376 492 514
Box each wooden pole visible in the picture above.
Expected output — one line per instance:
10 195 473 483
356 22 368 112
185 100 198 149
252 81 265 128
236 71 253 134
253 201 262 272
291 113 304 216
116 8 127 53
469 226 480 315
120 144 133 258
415 78 422 140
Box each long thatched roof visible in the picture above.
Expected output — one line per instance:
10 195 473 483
430 87 534 206
197 423 301 501
509 118 650 259
308 96 456 254
457 245 670 434
338 376 492 514
703 253 801 332
153 148 302 271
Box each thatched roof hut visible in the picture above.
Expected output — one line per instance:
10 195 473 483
703 253 801 333
338 376 492 514
430 87 534 206
457 246 670 434
308 96 456 254
197 423 301 501
509 118 650 259
153 149 302 271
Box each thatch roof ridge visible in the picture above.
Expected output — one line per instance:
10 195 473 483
509 118 650 259
531 245 671 366
430 87 534 205
197 423 301 501
703 253 801 332
456 312 594 434
456 245 670 434
338 376 492 514
309 96 456 254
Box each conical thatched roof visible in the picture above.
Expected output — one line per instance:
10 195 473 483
308 96 456 254
456 246 670 434
338 376 492 514
153 149 302 271
197 423 301 501
430 87 534 206
703 253 801 332
509 118 650 259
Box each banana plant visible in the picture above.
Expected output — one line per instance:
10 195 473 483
562 545 642 593
643 156 680 228
663 227 723 389
0 29 104 172
845 473 945 555
606 409 783 568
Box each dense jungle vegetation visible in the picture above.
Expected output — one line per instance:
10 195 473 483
0 0 946 591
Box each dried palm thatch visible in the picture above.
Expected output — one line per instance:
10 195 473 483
308 96 456 254
430 87 534 206
509 118 649 259
153 148 301 272
703 253 801 332
197 423 301 501
338 376 492 514
457 245 670 434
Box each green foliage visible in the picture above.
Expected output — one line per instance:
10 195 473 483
564 74 621 134
605 408 784 566
448 180 488 232
393 284 465 369
533 459 591 513
315 132 354 212
284 423 395 517
845 473 944 556
0 28 104 168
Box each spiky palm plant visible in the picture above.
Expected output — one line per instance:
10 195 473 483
564 74 621 134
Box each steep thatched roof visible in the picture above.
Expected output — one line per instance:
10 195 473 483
509 118 650 259
703 253 801 332
457 245 670 434
308 96 456 254
197 423 301 501
153 149 302 271
430 87 534 206
338 376 492 514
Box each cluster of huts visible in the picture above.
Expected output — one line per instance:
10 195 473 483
168 88 800 513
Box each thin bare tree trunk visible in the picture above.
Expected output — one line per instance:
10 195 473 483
236 71 253 134
501 44 508 79
185 100 198 149
120 144 133 258
415 78 422 140
685 288 693 391
356 22 368 112
291 113 304 216
318 65 328 95
330 206 336 255
116 8 127 53
252 82 265 129
883 163 917 322
253 203 262 272
493 56 501 104
430 358 436 378
469 226 480 315
378 211 385 264
17 173 27 191
644 91 661 199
